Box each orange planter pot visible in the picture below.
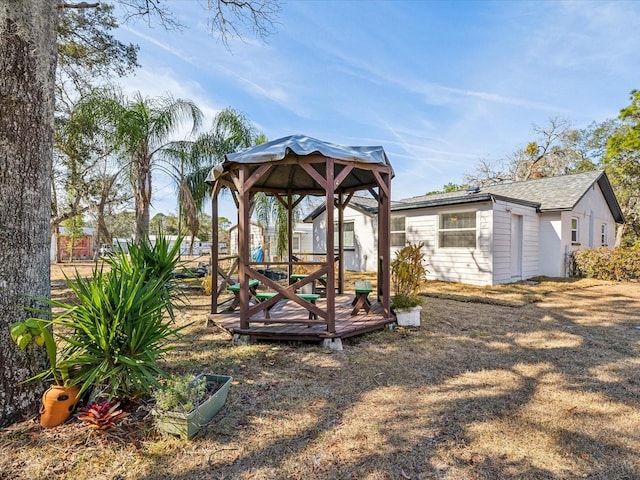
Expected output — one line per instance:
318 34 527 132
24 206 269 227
39 385 80 428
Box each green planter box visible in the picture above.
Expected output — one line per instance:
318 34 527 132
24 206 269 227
152 374 232 439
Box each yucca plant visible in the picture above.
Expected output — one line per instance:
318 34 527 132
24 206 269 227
54 267 183 400
45 234 186 400
104 233 185 321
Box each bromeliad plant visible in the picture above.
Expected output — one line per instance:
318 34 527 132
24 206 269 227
77 400 128 430
390 242 429 310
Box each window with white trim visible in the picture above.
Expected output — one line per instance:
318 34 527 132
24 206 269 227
438 211 476 248
292 234 301 252
571 217 579 243
390 216 406 247
601 223 607 246
334 221 355 249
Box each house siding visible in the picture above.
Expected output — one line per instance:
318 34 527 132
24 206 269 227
491 200 539 284
559 183 618 275
312 207 378 271
539 212 563 277
399 203 494 286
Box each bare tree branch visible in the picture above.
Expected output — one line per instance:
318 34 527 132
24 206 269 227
57 2 100 9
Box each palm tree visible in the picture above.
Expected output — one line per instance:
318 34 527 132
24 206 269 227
105 91 203 243
185 108 257 213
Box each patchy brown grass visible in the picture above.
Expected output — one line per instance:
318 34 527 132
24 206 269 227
420 276 614 307
1 265 639 479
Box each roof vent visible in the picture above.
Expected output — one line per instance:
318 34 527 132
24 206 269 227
466 186 480 194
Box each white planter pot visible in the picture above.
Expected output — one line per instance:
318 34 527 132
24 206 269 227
394 305 422 327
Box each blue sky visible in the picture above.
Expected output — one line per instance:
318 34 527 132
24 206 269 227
113 0 640 221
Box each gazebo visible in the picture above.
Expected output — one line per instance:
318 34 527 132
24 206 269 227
206 135 394 346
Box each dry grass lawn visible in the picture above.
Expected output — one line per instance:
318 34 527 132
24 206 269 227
1 264 639 479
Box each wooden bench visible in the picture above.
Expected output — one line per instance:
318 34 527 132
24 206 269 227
256 292 321 319
290 274 327 294
351 281 372 315
225 279 260 311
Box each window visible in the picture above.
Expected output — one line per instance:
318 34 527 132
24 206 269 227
571 217 579 243
439 211 476 248
334 221 355 249
292 234 301 252
601 223 607 246
390 216 406 247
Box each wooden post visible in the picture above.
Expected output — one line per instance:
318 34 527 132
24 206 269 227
238 166 250 329
325 159 336 333
377 172 391 316
287 190 293 279
337 191 344 294
211 181 220 314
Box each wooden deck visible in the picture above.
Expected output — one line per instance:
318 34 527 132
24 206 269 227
207 294 395 342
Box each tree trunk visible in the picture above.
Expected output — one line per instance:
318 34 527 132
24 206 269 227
0 1 57 426
615 222 625 248
133 157 151 244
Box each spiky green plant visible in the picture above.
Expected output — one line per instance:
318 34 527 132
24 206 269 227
390 242 428 309
44 234 185 400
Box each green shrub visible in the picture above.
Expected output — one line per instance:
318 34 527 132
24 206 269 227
573 246 640 281
390 242 428 310
49 234 185 400
153 374 208 413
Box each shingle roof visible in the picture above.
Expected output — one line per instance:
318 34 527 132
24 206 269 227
304 171 624 223
398 171 623 222
303 195 405 221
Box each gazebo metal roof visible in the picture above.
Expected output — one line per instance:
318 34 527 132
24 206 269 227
206 134 394 194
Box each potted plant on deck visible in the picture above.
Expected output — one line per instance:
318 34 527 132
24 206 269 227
391 242 428 327
10 318 80 427
151 373 233 439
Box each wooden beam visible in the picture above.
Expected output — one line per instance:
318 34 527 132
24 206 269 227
337 192 344 294
244 163 272 190
274 193 288 209
300 163 327 189
257 187 326 195
211 184 219 314
333 164 354 191
377 173 391 316
248 267 328 321
291 193 306 209
372 169 390 198
337 191 354 209
340 182 379 194
287 191 293 280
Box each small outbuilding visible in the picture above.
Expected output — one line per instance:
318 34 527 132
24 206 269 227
306 170 624 285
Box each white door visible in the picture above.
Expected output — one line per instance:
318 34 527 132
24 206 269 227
511 214 523 280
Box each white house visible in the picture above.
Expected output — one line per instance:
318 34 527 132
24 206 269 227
148 235 202 256
306 171 624 285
